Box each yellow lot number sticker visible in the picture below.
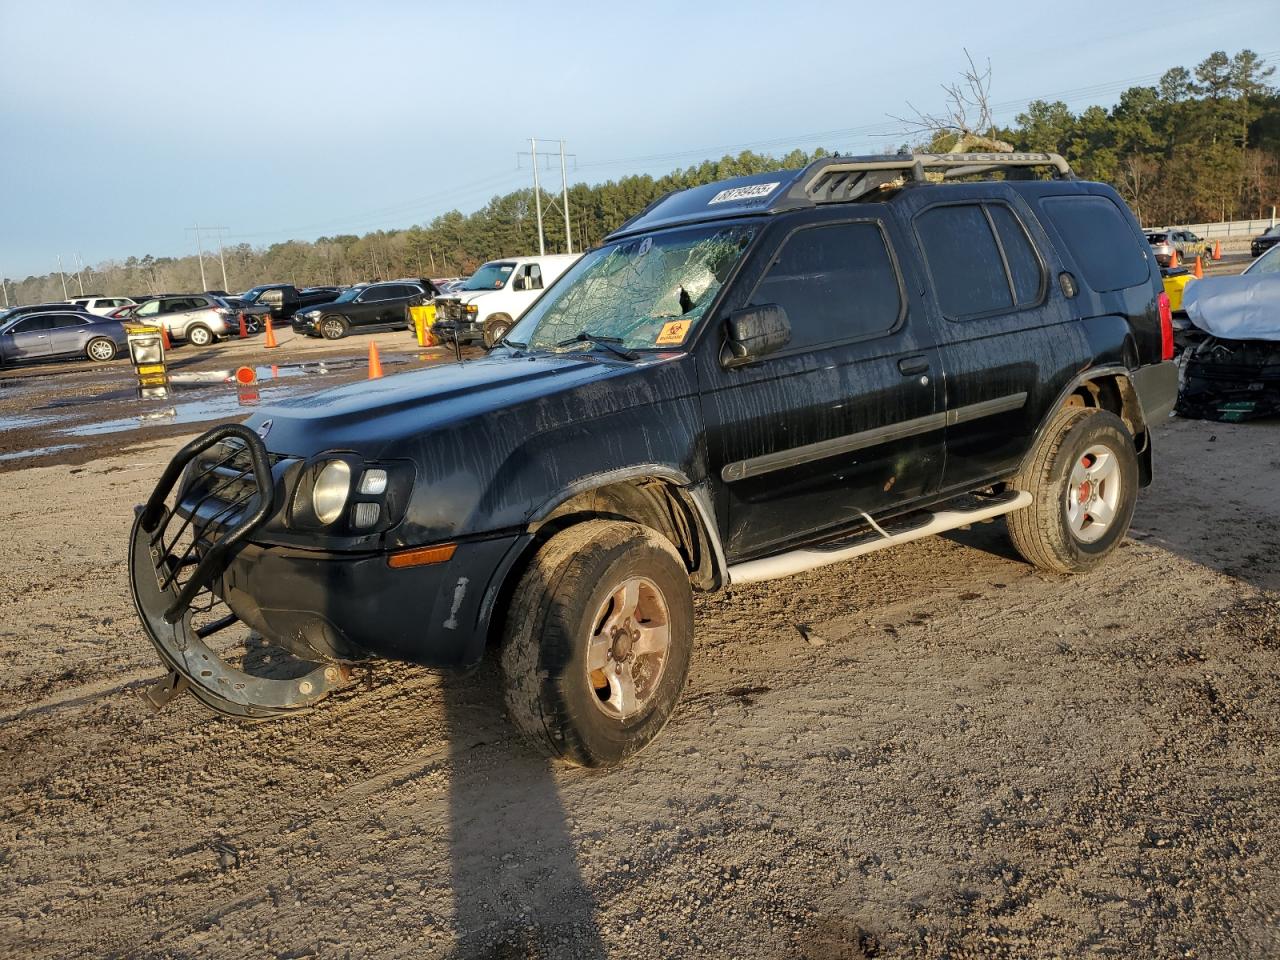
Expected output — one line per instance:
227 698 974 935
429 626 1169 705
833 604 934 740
655 320 692 346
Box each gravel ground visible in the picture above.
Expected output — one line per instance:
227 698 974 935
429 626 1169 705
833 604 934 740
0 380 1277 958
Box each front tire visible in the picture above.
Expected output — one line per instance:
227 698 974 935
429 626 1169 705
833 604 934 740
500 520 694 767
320 316 348 340
483 314 514 349
85 337 117 362
1007 407 1138 574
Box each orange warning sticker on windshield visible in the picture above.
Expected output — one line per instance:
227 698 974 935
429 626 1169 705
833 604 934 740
655 320 692 346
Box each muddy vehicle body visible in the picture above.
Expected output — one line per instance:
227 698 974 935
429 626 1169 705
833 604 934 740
130 152 1178 765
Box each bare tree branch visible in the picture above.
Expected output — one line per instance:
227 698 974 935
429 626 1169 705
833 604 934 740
889 49 1015 153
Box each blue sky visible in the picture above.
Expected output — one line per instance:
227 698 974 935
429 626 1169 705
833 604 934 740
1 0 1277 280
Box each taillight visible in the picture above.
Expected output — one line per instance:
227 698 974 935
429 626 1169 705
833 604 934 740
1157 291 1174 361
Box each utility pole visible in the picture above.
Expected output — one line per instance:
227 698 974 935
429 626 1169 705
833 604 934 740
1 277 9 308
187 224 208 291
207 227 230 291
57 255 69 299
559 140 573 254
530 138 545 256
72 252 86 296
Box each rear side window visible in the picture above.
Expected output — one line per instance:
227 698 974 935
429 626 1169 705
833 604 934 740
748 221 902 352
915 205 1013 317
1040 196 1148 292
987 204 1044 306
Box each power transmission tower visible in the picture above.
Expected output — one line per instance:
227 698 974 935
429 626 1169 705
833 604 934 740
518 138 577 256
1 276 9 308
559 140 574 254
56 255 69 299
72 252 86 296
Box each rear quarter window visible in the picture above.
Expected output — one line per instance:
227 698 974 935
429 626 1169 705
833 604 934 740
1040 195 1149 292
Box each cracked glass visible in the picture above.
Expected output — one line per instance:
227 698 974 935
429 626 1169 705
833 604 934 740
509 224 757 352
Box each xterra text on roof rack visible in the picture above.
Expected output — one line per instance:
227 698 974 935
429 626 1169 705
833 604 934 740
129 152 1178 766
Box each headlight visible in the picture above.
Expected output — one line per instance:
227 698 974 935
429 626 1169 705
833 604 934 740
311 460 351 525
303 309 321 318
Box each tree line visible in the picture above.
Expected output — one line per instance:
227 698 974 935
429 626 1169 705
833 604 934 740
6 49 1276 307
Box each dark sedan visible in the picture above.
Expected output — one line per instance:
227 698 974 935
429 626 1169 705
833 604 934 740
1252 225 1280 258
0 310 129 366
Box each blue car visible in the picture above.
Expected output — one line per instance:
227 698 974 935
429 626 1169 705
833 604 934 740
0 308 129 366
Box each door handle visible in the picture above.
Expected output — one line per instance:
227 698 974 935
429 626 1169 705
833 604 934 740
898 356 929 376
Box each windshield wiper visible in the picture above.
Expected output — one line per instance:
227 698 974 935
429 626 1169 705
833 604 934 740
555 332 639 361
496 336 527 350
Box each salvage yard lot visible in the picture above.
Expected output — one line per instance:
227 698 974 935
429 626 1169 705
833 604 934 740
0 395 1278 957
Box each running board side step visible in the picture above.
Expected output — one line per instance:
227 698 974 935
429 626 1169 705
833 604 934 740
727 491 1032 586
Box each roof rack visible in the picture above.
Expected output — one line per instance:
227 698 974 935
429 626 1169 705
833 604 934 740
793 152 1074 204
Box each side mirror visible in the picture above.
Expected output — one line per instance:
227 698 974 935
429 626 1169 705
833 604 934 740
513 276 527 291
721 303 791 368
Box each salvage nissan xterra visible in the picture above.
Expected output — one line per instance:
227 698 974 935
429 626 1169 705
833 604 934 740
129 152 1178 766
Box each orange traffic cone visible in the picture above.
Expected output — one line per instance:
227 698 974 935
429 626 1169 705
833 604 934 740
238 312 248 338
1168 248 1179 268
1212 239 1222 261
1193 255 1204 279
368 341 384 379
264 315 278 349
160 325 171 351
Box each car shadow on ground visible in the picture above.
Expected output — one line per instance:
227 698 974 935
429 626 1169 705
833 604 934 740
439 664 609 960
935 455 1280 594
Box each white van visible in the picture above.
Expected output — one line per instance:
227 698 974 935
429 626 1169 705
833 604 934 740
432 253 579 347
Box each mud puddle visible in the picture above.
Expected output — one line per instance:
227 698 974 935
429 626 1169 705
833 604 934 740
0 443 82 462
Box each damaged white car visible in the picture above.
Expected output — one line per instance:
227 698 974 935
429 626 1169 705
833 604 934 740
1178 246 1280 422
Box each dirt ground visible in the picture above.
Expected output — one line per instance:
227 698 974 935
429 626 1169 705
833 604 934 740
1 358 1279 957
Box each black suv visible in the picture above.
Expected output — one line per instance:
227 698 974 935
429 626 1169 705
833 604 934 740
129 152 1178 767
292 281 431 339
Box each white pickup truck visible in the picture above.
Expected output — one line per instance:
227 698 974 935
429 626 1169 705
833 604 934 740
431 253 579 347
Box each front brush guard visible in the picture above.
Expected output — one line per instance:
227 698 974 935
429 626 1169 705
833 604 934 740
128 423 347 719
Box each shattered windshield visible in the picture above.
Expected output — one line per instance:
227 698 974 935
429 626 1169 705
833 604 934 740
509 223 756 352
461 262 516 291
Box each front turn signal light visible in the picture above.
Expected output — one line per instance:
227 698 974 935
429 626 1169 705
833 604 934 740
387 543 457 569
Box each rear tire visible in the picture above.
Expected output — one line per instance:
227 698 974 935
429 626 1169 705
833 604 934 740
85 337 116 362
500 520 694 767
320 316 348 340
187 324 214 347
1007 407 1138 574
483 314 514 349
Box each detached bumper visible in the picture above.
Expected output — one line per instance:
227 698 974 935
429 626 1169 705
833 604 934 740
217 535 522 668
432 318 484 341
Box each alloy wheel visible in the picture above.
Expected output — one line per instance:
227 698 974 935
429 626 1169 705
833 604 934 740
585 576 672 721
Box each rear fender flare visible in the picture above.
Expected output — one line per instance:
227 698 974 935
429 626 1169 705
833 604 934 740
1021 365 1153 484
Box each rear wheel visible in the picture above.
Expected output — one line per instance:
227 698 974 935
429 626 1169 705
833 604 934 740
500 520 694 767
483 313 514 349
1007 407 1138 574
85 337 116 362
187 324 214 347
320 316 348 340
